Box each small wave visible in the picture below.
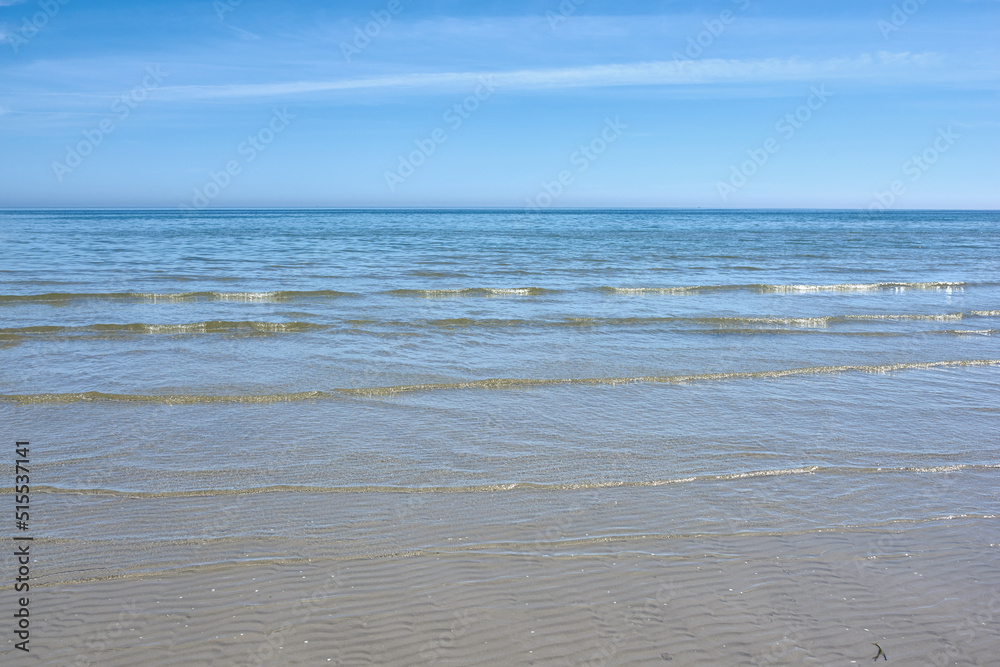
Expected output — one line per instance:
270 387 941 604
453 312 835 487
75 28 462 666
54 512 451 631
386 287 553 297
598 286 704 295
0 290 355 304
0 390 334 405
3 314 990 338
15 463 997 498
763 281 964 293
940 329 998 337
971 310 1000 317
714 466 820 480
341 359 1000 396
382 316 835 329
702 316 831 327
5 314 987 337
4 359 997 404
843 313 964 321
363 313 977 331
0 321 326 335
0 470 832 497
421 316 832 329
598 282 965 295
0 283 971 304
14 480 702 498
899 464 1000 473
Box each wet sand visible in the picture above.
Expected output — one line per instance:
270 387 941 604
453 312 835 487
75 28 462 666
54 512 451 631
16 521 1000 666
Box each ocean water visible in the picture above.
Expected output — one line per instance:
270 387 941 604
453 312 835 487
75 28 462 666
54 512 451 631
2 208 999 583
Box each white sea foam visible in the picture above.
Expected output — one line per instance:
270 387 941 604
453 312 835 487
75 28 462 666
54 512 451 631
764 281 964 293
844 313 963 321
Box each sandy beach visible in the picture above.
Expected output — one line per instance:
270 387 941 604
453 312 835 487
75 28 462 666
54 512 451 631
19 519 1000 666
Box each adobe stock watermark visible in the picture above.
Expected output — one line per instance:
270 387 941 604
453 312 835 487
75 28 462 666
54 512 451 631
340 0 409 62
673 0 752 75
850 527 999 666
867 126 958 211
244 565 346 667
180 108 294 209
51 65 169 183
524 117 627 211
582 578 677 667
384 76 497 192
877 0 930 40
417 610 478 663
213 0 242 22
546 0 585 29
72 600 143 667
930 587 1000 667
716 85 832 202
5 0 69 53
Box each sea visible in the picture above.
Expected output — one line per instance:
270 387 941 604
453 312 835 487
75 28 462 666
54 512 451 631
2 209 999 658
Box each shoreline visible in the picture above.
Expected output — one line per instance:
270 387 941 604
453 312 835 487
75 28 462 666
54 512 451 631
9 522 999 665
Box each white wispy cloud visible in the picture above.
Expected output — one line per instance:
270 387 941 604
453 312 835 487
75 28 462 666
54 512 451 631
221 23 260 41
155 52 946 101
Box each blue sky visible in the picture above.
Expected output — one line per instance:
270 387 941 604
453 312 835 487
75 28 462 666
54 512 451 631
1 0 997 208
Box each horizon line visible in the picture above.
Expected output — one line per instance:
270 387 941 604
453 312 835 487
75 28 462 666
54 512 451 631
2 207 998 213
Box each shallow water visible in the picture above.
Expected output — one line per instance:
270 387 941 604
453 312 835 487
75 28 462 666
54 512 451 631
2 209 999 581
2 210 999 664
